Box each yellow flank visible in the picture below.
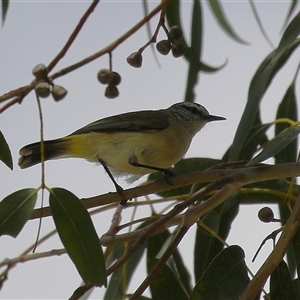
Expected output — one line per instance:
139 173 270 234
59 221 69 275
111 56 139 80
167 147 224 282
65 127 191 176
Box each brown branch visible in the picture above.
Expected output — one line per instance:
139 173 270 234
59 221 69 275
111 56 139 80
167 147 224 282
47 0 100 73
240 193 300 299
29 163 300 220
49 0 172 81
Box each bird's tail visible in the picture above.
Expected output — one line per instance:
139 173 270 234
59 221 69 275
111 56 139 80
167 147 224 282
18 139 69 169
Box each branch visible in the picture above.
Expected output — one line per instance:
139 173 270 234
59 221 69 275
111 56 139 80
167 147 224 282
30 163 300 220
240 192 300 299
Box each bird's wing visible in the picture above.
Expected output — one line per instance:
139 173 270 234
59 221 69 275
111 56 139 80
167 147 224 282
71 109 170 135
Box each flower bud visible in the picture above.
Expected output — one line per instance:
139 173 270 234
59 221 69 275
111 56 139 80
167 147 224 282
105 85 119 99
52 85 68 101
111 72 121 86
169 26 183 40
171 42 187 58
97 69 114 84
127 52 143 68
258 207 274 223
35 82 50 98
156 40 172 55
32 63 48 81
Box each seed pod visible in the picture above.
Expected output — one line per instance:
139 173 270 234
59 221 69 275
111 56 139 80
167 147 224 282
156 40 172 55
127 52 143 68
97 69 114 84
258 207 274 223
111 72 121 86
171 42 187 58
52 85 68 101
35 82 50 98
105 85 119 99
169 26 183 40
32 63 48 81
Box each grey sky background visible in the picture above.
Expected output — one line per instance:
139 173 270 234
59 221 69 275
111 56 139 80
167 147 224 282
1 1 299 299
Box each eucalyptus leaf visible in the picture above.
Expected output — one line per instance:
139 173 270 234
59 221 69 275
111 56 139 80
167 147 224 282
0 129 13 170
49 188 106 287
270 260 297 300
248 125 300 166
207 0 248 44
191 245 249 300
229 11 300 162
0 188 37 237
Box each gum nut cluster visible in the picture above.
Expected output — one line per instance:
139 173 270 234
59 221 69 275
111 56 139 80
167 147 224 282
33 63 68 101
97 69 121 99
156 26 187 58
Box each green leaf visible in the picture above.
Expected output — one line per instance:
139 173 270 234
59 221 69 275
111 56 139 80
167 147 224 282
275 82 298 164
49 188 106 287
184 0 202 103
270 260 297 300
147 229 189 300
194 211 222 282
104 222 149 300
1 0 9 25
0 130 13 170
0 188 37 237
191 245 250 300
207 0 248 44
247 125 300 166
228 12 300 162
282 0 298 30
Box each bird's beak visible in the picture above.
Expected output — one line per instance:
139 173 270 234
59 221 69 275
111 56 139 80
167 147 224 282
206 115 226 122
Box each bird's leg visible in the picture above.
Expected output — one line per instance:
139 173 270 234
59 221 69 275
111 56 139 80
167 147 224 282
98 158 124 196
128 155 174 183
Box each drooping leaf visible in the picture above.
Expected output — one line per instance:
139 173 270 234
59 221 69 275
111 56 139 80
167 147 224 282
104 222 149 300
207 0 248 44
282 0 298 30
249 0 273 48
0 188 37 237
147 228 190 300
270 260 297 300
275 82 298 164
194 211 222 282
228 12 300 162
49 188 106 287
247 125 300 166
184 0 202 103
0 129 13 170
1 0 9 25
191 245 250 300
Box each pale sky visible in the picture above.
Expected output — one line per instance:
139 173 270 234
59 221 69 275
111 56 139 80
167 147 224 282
0 1 299 299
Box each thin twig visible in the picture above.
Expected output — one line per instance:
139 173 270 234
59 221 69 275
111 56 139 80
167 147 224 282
49 0 172 81
47 0 100 74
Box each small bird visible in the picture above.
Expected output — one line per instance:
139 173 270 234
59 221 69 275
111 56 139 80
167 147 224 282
19 102 225 191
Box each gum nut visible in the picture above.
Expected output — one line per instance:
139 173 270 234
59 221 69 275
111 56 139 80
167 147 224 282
35 82 50 98
258 207 274 223
111 72 122 86
126 52 142 68
169 26 183 40
52 85 68 101
32 63 48 80
105 85 119 99
97 69 114 84
156 40 172 55
171 42 187 58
